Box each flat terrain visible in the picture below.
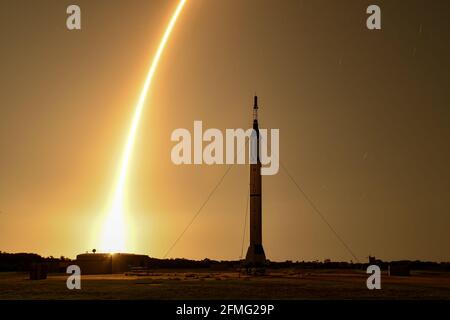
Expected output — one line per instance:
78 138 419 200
1 269 449 299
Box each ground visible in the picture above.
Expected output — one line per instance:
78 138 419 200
0 269 449 299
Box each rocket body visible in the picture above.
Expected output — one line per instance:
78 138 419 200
245 96 266 267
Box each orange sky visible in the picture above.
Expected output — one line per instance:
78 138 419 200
0 0 449 261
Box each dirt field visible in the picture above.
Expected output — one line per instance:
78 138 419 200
1 269 449 300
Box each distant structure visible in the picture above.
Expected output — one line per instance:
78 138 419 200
29 262 48 280
245 96 266 268
75 252 149 274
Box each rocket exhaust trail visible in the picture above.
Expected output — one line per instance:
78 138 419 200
100 0 187 253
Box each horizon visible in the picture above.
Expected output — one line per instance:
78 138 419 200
3 250 450 264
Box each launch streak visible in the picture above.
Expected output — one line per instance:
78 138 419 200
100 0 187 252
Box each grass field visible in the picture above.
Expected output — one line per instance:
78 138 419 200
1 269 449 300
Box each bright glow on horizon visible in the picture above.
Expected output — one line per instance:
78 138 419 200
100 0 187 253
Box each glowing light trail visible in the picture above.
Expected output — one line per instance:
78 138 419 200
100 0 187 252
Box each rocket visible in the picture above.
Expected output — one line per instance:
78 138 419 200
245 95 266 267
